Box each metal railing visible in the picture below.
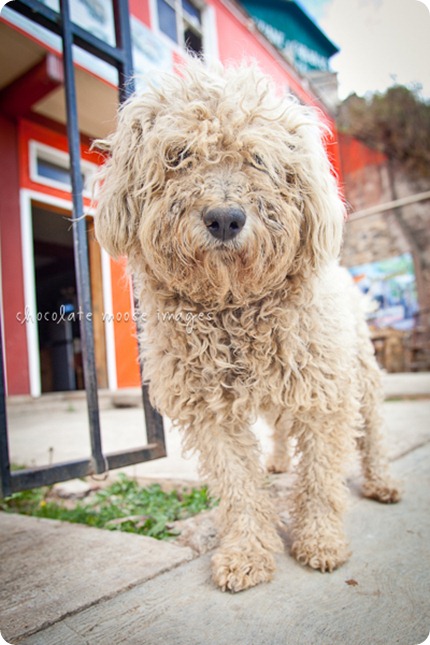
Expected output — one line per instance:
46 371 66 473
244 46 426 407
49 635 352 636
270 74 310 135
0 0 166 498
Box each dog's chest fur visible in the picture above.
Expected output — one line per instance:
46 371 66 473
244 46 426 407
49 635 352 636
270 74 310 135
142 265 360 424
144 295 321 421
213 301 323 407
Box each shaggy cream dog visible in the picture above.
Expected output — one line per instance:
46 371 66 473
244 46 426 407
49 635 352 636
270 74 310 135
94 61 400 592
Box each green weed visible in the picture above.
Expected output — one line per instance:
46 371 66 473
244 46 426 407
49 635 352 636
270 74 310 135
1 474 216 540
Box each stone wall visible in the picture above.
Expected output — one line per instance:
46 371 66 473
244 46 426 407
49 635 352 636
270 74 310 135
338 134 430 371
339 133 430 312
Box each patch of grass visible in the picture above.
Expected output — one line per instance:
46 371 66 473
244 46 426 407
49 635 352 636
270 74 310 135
385 394 430 402
0 474 216 541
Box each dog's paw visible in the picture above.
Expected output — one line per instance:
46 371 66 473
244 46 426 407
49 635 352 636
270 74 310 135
362 478 401 504
211 547 276 592
291 536 351 573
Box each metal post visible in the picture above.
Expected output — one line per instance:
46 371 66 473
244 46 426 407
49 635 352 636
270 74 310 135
114 0 136 100
59 0 106 474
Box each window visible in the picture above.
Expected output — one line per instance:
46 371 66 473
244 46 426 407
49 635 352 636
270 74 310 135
36 157 75 186
156 0 204 54
29 141 96 195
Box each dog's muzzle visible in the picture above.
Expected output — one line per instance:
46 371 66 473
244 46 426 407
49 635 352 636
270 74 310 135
203 206 246 242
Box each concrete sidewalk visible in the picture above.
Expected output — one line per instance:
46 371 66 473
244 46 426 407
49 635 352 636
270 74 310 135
1 373 430 644
5 372 430 482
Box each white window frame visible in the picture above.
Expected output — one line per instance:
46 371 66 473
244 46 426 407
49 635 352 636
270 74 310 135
29 140 97 197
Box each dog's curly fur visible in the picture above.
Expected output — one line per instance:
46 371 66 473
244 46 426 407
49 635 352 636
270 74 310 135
94 61 400 592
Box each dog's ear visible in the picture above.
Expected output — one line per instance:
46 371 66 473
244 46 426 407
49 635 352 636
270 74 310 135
93 98 156 259
293 121 345 273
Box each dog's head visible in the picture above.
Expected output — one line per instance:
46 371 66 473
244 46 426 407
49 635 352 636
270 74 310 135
95 61 344 308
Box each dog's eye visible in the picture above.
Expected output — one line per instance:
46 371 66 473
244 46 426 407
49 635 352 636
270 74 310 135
166 148 191 168
250 153 266 170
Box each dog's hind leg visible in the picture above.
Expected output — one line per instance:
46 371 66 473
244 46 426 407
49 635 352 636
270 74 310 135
182 407 283 592
264 408 294 474
357 355 401 503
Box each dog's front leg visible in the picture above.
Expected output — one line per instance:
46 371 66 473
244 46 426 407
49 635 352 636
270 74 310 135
183 410 283 592
290 411 354 573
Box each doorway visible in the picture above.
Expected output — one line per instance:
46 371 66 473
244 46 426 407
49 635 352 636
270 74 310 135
31 202 107 393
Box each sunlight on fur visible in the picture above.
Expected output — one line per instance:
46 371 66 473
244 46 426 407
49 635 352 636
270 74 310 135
94 59 400 593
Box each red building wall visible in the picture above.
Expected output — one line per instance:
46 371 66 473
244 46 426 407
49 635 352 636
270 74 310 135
0 0 343 394
0 114 29 395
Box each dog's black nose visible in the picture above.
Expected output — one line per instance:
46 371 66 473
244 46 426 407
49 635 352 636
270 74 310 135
203 207 246 241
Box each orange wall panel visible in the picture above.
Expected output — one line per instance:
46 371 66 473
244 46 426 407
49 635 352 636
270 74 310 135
110 258 140 388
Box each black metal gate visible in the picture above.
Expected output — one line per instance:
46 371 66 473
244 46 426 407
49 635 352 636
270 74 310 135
0 0 165 498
